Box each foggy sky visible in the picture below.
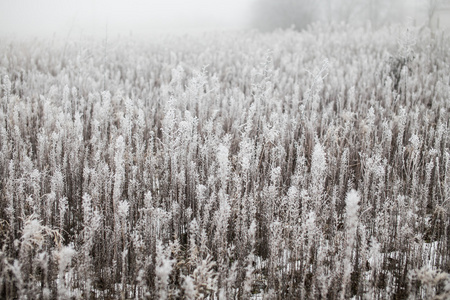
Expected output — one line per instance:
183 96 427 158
0 0 254 38
0 0 428 40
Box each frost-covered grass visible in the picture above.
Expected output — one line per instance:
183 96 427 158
0 23 449 299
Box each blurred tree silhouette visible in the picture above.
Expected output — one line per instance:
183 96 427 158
252 0 318 31
252 0 408 31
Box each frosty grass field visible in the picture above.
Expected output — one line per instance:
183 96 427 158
0 23 449 299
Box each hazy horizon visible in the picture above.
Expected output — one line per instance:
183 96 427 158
0 0 428 40
0 0 255 39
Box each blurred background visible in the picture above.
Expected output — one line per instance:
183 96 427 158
0 0 447 39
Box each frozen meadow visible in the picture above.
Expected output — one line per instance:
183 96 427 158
0 23 449 299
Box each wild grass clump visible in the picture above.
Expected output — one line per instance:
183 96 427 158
0 23 449 299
